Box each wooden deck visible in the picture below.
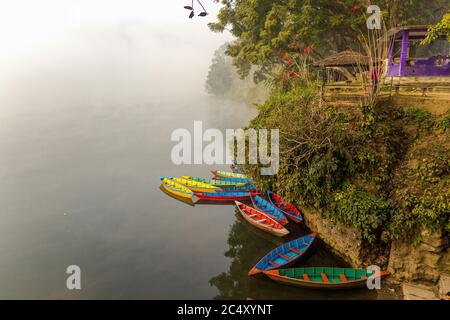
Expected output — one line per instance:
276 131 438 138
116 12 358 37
319 77 450 113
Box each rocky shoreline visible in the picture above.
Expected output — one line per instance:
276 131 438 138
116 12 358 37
302 208 449 300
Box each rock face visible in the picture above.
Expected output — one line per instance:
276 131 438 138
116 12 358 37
302 208 365 267
387 228 449 299
302 208 449 299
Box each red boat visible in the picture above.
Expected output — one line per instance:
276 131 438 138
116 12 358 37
193 191 259 202
267 191 303 223
235 201 289 237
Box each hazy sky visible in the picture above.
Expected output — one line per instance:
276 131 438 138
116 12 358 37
0 0 233 105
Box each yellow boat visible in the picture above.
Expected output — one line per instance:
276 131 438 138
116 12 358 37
169 177 220 193
160 177 198 202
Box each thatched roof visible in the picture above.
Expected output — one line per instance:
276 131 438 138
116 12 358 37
313 50 369 67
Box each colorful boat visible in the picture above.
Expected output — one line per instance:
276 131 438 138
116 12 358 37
222 184 256 192
251 195 288 225
194 191 259 202
267 191 303 223
182 176 246 188
160 177 197 202
248 233 317 276
211 170 249 180
235 201 289 237
214 176 255 185
263 267 389 290
164 177 219 193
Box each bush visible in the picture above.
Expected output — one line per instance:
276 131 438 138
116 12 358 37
406 107 434 130
333 184 397 243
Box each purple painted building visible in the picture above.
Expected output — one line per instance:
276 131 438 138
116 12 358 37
387 25 450 77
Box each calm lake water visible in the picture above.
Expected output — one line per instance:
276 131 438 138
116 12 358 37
0 13 395 299
0 91 395 299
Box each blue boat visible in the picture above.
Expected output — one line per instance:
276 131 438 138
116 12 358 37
251 195 288 225
215 176 256 185
221 184 256 192
248 233 317 276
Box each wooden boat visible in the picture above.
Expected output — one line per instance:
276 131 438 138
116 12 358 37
160 177 197 202
194 191 259 202
250 195 288 225
182 176 246 188
248 233 317 276
211 170 249 180
214 176 255 184
267 191 303 223
263 267 389 290
222 184 256 192
235 201 289 237
165 177 219 193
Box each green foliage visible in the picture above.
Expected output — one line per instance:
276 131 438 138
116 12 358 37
333 184 396 243
422 11 450 45
436 112 450 133
240 83 449 244
210 0 448 80
242 84 353 209
406 107 434 130
389 144 450 240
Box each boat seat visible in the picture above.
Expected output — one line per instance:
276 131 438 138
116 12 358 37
339 274 348 283
268 260 279 267
303 274 310 281
255 219 266 223
321 273 330 283
288 247 302 254
278 253 293 261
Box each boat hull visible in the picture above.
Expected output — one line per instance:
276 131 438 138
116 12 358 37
182 176 246 187
195 192 258 202
267 191 303 223
235 201 289 237
161 183 193 201
211 170 248 180
263 269 389 290
251 195 289 225
248 233 317 276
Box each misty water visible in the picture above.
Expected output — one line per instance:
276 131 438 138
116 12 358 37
0 2 394 299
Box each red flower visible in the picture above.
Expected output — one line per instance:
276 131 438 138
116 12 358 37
284 59 294 67
279 51 287 59
303 46 314 53
351 5 361 12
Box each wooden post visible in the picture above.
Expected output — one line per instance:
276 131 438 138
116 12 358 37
399 30 409 77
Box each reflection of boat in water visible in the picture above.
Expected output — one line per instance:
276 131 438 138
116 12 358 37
159 185 195 206
234 209 285 246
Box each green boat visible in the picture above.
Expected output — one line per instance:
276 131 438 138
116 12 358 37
211 170 249 180
263 267 389 290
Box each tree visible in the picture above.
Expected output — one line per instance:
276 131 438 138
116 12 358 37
205 43 234 96
209 0 449 81
422 10 450 45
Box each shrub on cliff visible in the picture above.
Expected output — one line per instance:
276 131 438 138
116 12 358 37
242 84 449 243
